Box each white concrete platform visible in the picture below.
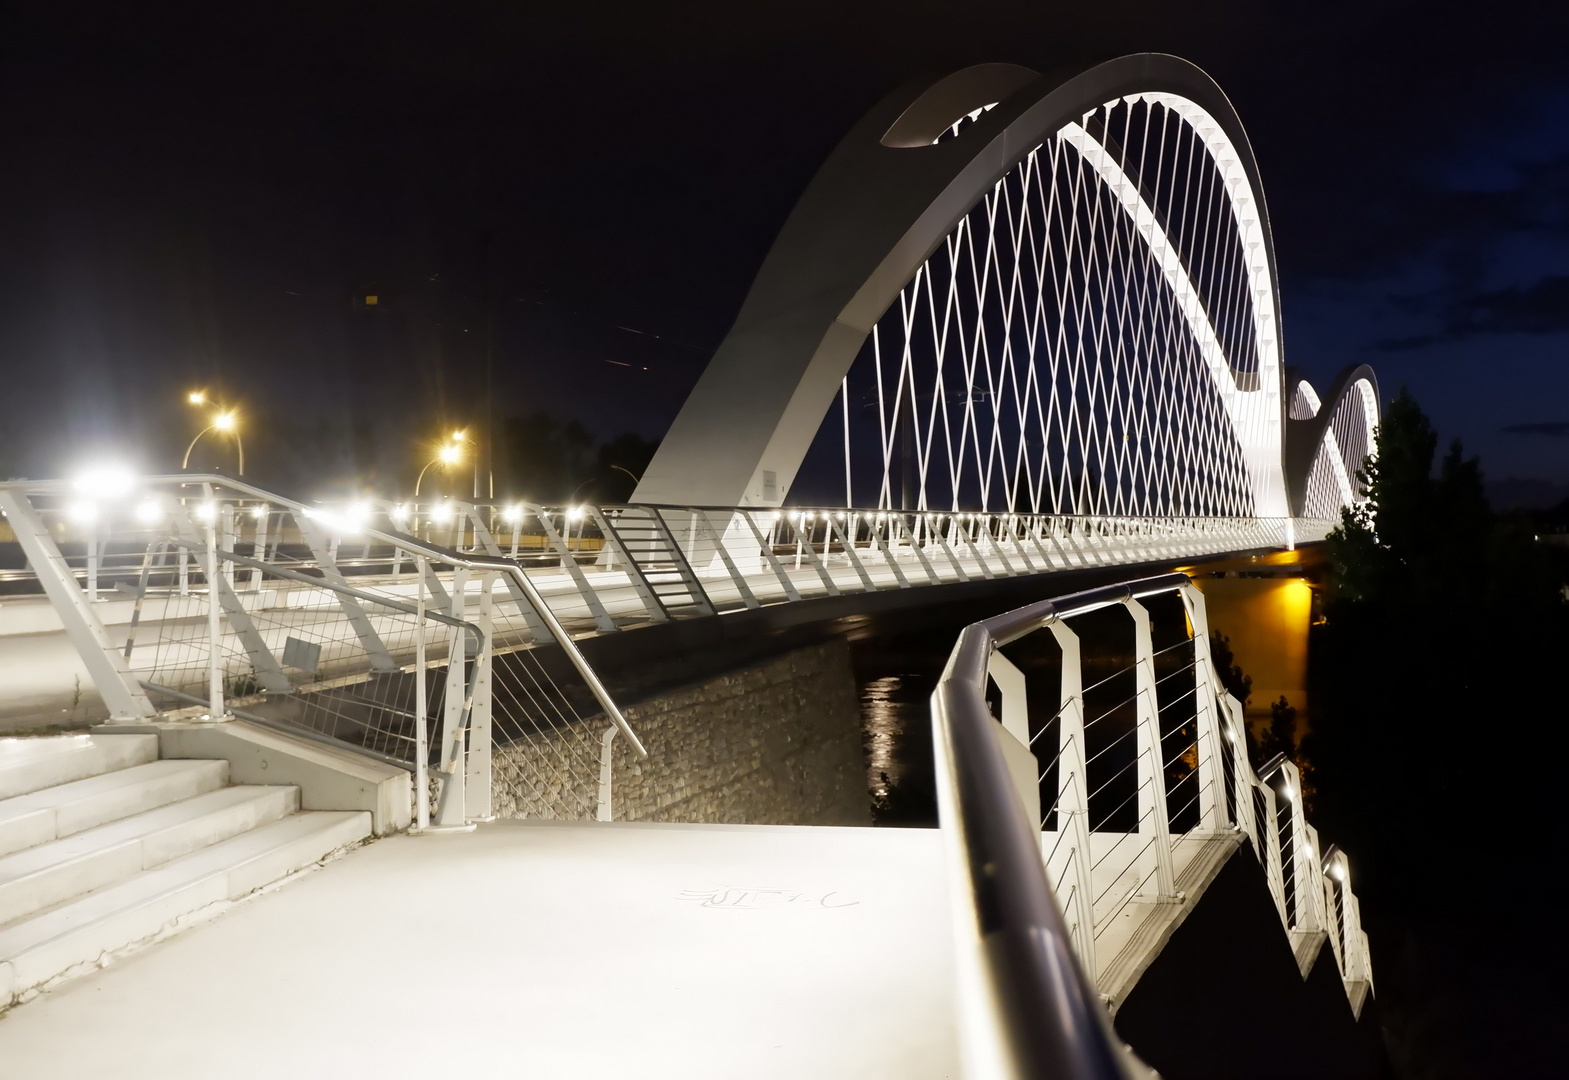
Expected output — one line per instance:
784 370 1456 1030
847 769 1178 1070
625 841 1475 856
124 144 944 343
0 820 959 1080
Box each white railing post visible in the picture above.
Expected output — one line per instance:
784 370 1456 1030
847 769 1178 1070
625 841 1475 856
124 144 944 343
984 651 1040 827
203 508 228 721
1281 762 1322 934
465 569 495 821
1222 694 1254 842
1124 598 1177 900
248 508 267 592
86 520 100 602
596 725 618 821
1046 621 1097 975
219 503 237 587
414 557 430 831
1180 583 1226 832
433 565 470 828
1337 860 1371 993
1258 783 1289 928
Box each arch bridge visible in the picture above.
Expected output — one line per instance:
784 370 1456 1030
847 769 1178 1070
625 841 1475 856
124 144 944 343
0 55 1382 1078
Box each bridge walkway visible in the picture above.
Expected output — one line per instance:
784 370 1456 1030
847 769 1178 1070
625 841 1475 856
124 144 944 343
0 820 958 1079
0 516 1292 727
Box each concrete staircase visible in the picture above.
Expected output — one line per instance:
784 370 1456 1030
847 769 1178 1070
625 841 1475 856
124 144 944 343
0 733 371 1006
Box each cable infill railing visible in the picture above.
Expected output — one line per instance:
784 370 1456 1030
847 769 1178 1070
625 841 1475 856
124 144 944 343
1 493 1338 636
0 475 647 831
931 573 1374 1074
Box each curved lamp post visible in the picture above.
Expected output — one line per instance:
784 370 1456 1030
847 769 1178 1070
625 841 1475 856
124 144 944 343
415 442 463 497
183 408 245 475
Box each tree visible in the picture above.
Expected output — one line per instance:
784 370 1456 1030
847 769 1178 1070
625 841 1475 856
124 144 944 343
1209 631 1252 707
1307 388 1569 912
494 410 660 504
594 432 660 503
1257 695 1298 763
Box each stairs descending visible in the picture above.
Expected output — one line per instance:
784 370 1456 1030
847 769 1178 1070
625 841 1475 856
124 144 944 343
0 733 370 1007
598 507 716 619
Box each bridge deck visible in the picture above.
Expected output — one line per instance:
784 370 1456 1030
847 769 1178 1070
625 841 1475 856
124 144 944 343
0 820 958 1079
0 530 1266 727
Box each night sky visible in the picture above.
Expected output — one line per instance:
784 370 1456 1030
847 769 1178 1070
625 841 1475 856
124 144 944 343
4 2 1567 504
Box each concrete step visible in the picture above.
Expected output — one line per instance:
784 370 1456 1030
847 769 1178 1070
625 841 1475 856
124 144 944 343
0 759 230 859
0 735 158 800
0 785 299 926
0 810 370 1005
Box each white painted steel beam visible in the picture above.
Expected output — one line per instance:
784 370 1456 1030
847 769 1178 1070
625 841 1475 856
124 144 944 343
0 489 155 721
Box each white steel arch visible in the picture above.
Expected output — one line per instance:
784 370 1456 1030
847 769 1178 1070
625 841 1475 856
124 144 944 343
1298 369 1380 520
633 56 1294 518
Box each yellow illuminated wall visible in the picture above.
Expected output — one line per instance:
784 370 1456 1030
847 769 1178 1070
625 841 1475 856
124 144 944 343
1192 576 1313 722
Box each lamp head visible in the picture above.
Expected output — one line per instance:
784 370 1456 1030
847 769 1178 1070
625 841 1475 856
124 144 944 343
212 411 237 432
187 390 206 405
438 444 462 465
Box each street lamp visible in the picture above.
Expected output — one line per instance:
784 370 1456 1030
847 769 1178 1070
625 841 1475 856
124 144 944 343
415 442 463 497
183 406 245 475
449 429 481 498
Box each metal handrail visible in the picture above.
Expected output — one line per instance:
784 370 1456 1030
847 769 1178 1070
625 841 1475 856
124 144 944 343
932 576 1186 1079
934 569 1378 1071
14 474 646 759
973 573 1193 647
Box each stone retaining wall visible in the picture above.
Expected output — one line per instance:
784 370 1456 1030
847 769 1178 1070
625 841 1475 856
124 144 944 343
491 638 870 826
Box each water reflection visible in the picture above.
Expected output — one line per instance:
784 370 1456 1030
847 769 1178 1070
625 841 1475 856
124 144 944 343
859 672 938 825
849 616 956 827
862 675 917 802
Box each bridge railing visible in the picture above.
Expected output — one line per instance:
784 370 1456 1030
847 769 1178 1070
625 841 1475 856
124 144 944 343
932 573 1373 1074
352 500 1333 630
0 475 645 828
5 483 1337 634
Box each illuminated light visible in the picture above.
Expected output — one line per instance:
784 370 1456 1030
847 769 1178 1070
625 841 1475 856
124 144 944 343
212 412 237 433
250 504 268 520
450 430 466 443
836 513 845 521
1330 862 1347 883
806 511 816 521
390 504 410 525
187 391 207 405
304 507 348 534
767 511 780 523
66 500 99 525
135 499 164 525
438 444 462 466
72 466 136 500
566 506 584 521
1280 782 1295 801
430 502 454 524
501 505 523 525
193 501 218 523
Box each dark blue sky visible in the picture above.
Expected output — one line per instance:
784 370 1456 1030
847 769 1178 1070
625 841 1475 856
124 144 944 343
2 2 1566 503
